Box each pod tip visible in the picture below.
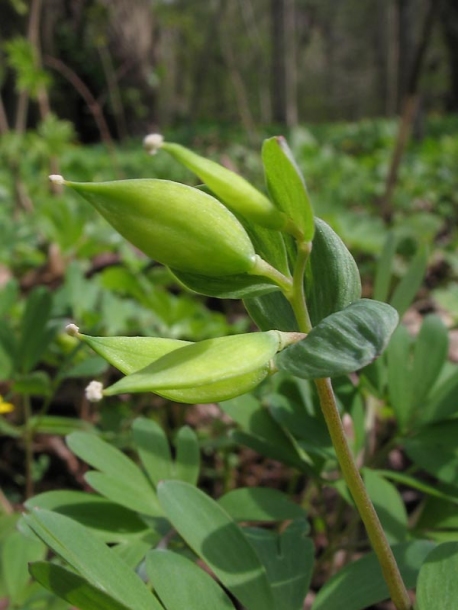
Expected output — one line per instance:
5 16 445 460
85 380 104 402
143 133 164 155
49 174 65 185
65 323 80 337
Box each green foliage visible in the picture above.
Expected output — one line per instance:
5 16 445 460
3 126 458 610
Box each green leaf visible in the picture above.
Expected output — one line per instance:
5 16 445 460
244 291 298 332
1 530 45 604
305 218 361 326
0 279 19 318
157 480 276 610
172 268 279 299
29 416 95 436
245 218 361 332
24 509 162 610
79 334 191 375
403 421 458 486
379 470 458 505
387 325 414 430
410 314 448 419
389 245 428 317
29 561 131 610
132 417 173 486
417 542 458 609
66 432 162 516
220 394 307 471
218 487 307 523
262 136 315 241
415 495 458 537
25 490 149 543
311 540 435 610
12 370 52 396
104 331 283 404
363 469 408 544
266 389 332 460
417 368 458 426
174 426 200 485
373 231 399 303
17 287 55 374
276 300 399 380
244 520 314 610
146 550 236 610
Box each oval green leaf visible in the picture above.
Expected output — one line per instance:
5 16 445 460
157 480 276 610
218 487 306 522
29 561 131 610
146 550 236 610
262 136 315 241
276 299 399 379
24 510 163 610
312 540 435 610
416 542 458 610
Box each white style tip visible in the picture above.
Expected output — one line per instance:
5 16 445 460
49 174 65 185
143 133 164 155
85 380 104 402
65 323 80 337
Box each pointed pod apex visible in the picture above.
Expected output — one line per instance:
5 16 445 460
85 380 104 402
143 133 164 155
65 323 80 337
49 174 65 185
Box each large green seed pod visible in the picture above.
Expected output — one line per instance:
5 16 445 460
102 331 302 404
61 178 258 277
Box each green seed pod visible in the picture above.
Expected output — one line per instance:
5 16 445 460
102 331 303 404
55 177 258 277
155 140 287 231
74 331 191 375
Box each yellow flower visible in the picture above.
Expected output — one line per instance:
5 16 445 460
0 396 14 414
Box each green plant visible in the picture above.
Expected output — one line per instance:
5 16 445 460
21 135 457 609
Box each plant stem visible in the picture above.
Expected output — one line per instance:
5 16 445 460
23 394 34 499
290 241 313 332
251 255 293 295
285 250 411 610
314 378 411 610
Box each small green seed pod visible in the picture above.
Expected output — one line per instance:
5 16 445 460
149 138 288 231
55 177 258 277
101 330 303 404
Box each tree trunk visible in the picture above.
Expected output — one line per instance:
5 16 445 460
441 0 458 111
270 0 298 126
380 0 440 222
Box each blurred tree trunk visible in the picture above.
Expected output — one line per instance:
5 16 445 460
271 0 298 126
374 0 389 116
219 1 257 142
396 0 415 111
380 0 440 222
189 0 225 120
441 0 458 111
